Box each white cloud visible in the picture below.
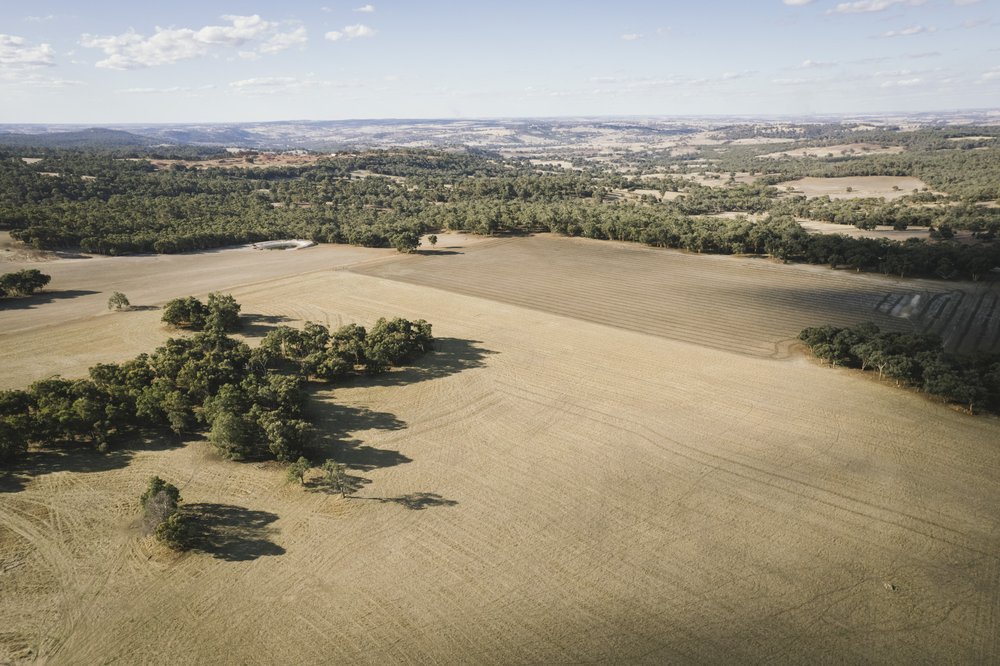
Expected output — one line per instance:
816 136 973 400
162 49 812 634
24 14 56 22
880 77 922 87
229 76 363 95
828 0 924 14
981 67 1000 81
621 33 642 41
260 26 307 54
879 25 936 37
0 34 55 67
325 24 377 41
800 59 837 68
80 15 305 69
954 0 981 4
783 0 815 5
355 4 376 12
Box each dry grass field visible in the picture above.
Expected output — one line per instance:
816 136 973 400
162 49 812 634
2 234 1000 664
777 176 935 200
758 143 905 159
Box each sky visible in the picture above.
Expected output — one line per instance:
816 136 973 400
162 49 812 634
0 0 997 123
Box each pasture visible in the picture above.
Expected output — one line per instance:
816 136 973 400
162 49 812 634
2 234 999 664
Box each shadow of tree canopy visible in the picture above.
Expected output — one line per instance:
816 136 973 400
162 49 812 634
239 313 294 338
0 433 183 494
306 398 411 471
0 289 100 310
416 249 463 256
126 304 160 312
305 470 371 496
183 503 284 561
349 337 496 389
369 492 458 510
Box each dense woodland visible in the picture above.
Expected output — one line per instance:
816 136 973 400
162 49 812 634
0 297 433 467
799 323 1000 414
1 126 999 281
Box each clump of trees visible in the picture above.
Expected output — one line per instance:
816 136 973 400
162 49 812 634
162 293 241 332
799 322 1000 414
260 317 433 379
0 269 50 298
0 299 435 469
141 476 193 550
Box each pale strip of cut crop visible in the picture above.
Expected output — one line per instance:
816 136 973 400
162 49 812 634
777 176 937 200
799 219 931 241
758 143 905 159
2 267 999 664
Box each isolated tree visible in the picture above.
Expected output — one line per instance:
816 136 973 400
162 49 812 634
286 456 311 485
320 459 350 497
107 291 130 311
427 234 438 247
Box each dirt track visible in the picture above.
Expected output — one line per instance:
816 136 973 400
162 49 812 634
2 235 1000 664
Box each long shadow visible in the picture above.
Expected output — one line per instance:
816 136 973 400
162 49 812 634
348 337 496 389
183 502 284 561
240 313 294 338
352 492 458 510
416 249 463 256
0 289 99 310
0 432 184 494
126 304 160 312
306 398 411 471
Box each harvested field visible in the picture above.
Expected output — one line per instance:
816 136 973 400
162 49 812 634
353 234 1000 357
777 176 936 200
798 219 930 241
759 143 904 159
2 235 1000 664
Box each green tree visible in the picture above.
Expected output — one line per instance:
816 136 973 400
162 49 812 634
287 456 311 485
107 291 131 311
320 459 350 497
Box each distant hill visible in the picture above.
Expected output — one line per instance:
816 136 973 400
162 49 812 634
0 127 162 149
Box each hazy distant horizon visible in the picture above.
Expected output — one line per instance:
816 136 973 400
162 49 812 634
1 0 997 124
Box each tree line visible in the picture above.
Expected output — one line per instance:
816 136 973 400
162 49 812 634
799 322 1000 414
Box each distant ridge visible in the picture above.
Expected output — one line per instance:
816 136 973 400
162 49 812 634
0 127 162 149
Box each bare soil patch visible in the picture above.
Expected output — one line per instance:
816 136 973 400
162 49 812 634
777 176 937 200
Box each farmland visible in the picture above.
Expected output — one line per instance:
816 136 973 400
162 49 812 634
2 233 1000 663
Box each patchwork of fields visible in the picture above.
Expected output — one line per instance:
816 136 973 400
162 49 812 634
2 235 999 664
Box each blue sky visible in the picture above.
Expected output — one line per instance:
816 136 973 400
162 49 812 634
0 0 996 123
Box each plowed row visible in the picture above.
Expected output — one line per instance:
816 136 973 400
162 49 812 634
2 236 999 664
353 234 998 357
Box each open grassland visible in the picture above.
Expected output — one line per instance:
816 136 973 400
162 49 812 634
777 176 936 200
2 235 1000 664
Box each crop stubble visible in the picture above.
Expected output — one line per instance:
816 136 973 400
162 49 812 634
1 235 999 664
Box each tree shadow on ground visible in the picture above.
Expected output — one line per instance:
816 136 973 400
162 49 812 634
416 249 463 256
306 398 411 471
240 313 294 338
183 502 284 561
352 492 458 510
0 289 99 310
305 471 371 496
126 304 160 312
349 337 496 389
0 432 184 494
